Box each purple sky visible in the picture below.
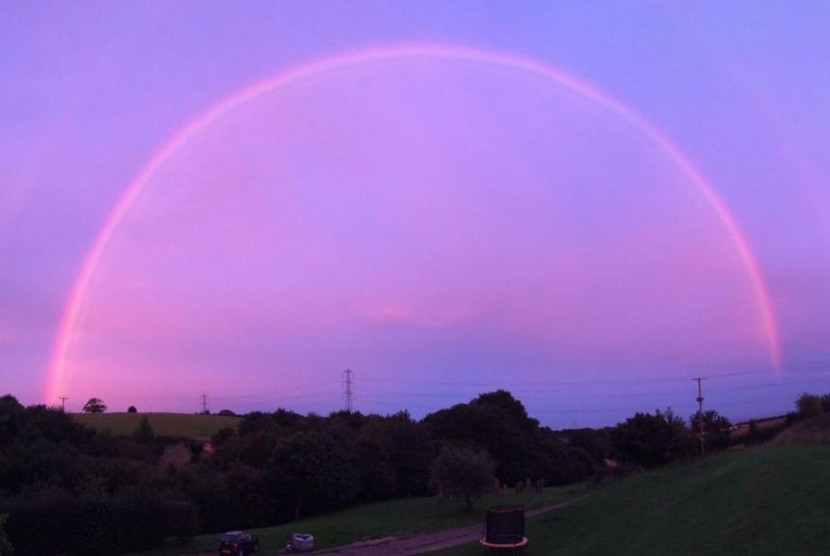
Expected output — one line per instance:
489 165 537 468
2 2 829 428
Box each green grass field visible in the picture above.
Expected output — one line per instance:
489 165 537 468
437 443 830 556
72 412 240 441
129 442 830 556
129 484 587 555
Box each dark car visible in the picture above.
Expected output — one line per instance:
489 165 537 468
218 530 259 555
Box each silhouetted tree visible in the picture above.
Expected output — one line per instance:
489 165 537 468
565 427 612 465
268 431 358 520
612 408 692 467
424 391 548 483
374 411 432 497
82 398 107 414
0 395 26 446
351 435 397 501
127 406 137 413
689 409 732 451
796 392 823 418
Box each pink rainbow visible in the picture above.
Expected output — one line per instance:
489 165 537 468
44 44 782 404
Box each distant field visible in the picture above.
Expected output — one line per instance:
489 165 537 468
72 412 240 440
730 415 787 439
437 443 830 555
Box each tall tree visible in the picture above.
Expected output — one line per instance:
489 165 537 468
268 431 358 520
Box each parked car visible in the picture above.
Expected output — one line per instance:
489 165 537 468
218 530 259 555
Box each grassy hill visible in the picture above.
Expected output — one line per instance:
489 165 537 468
72 412 240 441
775 412 830 444
439 443 830 555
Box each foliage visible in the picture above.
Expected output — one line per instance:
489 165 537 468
133 416 155 444
0 390 750 553
0 513 12 556
424 390 590 485
367 411 433 497
83 398 107 414
796 392 823 418
564 427 612 465
0 396 25 447
611 408 692 467
689 409 732 451
128 406 138 413
1 493 197 555
429 444 495 511
268 431 359 520
159 444 191 471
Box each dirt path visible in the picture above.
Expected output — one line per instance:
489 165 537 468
309 497 585 555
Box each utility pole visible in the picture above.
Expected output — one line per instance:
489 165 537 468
200 394 210 414
694 377 705 456
343 369 353 412
59 397 68 412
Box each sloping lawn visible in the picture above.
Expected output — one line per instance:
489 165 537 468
436 444 830 555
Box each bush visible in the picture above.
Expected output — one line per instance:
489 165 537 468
796 393 823 418
612 408 692 467
689 410 732 451
1 493 197 555
429 444 495 511
0 513 12 556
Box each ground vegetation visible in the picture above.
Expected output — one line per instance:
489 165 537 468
0 386 793 554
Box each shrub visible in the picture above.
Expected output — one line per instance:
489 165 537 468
612 408 693 467
1 493 197 555
429 444 495 511
796 393 823 418
0 513 12 556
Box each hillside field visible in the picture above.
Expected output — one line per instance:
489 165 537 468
438 443 830 555
72 412 240 440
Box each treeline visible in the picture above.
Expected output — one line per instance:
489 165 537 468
0 389 745 554
0 395 198 555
